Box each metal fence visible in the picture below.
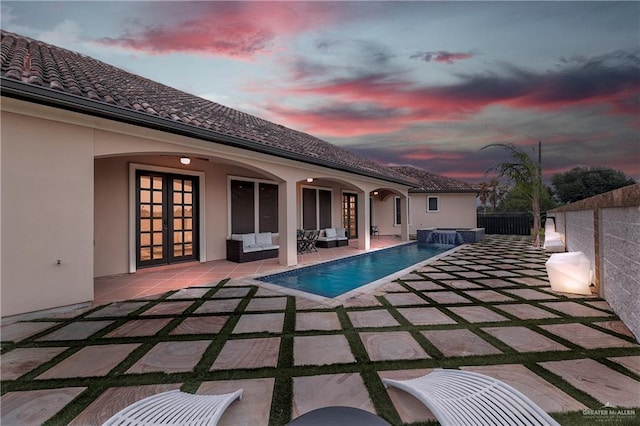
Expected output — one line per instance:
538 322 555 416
477 213 532 235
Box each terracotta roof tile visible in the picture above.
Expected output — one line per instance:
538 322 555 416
1 30 413 185
389 166 478 193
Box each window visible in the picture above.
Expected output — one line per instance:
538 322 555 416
428 196 439 212
230 178 278 234
302 187 332 230
394 196 412 226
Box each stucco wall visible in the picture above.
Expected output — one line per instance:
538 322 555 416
372 193 476 236
1 112 94 316
410 193 477 232
94 155 273 277
601 206 640 341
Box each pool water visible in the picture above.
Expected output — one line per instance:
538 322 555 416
259 242 453 298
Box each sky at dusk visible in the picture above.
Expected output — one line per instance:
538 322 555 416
2 1 639 183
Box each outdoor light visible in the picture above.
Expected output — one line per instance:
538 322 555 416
180 157 191 165
306 177 314 183
373 191 379 195
545 251 592 295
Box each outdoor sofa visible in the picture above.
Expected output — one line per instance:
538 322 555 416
226 232 279 263
316 227 349 248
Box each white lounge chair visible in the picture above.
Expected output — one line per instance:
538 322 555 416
103 389 243 426
383 369 559 426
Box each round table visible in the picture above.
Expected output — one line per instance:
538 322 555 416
287 406 391 425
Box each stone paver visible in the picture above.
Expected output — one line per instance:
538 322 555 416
105 318 172 337
199 378 274 426
70 384 181 425
504 288 556 300
495 304 560 320
465 290 515 302
232 313 284 334
296 312 342 331
87 302 148 317
396 307 457 325
36 321 113 341
483 326 569 353
127 341 209 373
38 344 139 379
292 373 375 419
212 337 280 370
448 306 510 323
441 279 483 289
294 335 355 366
347 309 400 328
404 281 444 291
425 291 472 304
383 292 429 306
422 329 501 357
460 364 587 413
140 301 193 316
360 331 430 361
1 388 87 425
1 347 67 380
170 316 229 335
245 297 287 312
540 323 638 349
379 369 437 424
213 287 251 298
608 356 640 375
168 287 211 299
540 359 640 407
195 298 242 314
1 321 59 342
540 301 613 317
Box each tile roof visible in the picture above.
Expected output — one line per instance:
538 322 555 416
0 30 414 186
389 165 478 193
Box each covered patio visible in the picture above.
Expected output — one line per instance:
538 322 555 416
2 235 639 425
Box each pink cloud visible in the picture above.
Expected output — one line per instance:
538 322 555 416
268 52 640 137
97 3 340 58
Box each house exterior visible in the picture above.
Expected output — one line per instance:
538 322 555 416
372 166 478 235
1 31 475 318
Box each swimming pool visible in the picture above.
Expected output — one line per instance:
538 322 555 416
259 242 455 298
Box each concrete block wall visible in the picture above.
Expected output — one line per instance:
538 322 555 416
565 209 595 271
548 183 640 342
601 206 640 341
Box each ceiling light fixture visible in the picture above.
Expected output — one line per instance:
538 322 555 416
306 177 314 183
180 157 191 165
373 191 379 195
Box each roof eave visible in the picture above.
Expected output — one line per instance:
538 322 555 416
1 78 415 187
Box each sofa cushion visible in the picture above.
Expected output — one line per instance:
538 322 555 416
243 244 264 253
255 232 272 246
325 228 337 238
231 234 243 241
336 228 346 238
242 233 256 248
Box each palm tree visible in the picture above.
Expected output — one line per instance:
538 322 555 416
478 181 491 213
482 143 542 248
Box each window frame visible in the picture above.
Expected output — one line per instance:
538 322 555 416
427 196 440 213
301 185 334 230
227 175 279 235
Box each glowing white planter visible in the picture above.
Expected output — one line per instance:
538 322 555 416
545 251 592 295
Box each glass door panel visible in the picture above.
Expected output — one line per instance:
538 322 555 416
342 193 358 238
137 171 198 268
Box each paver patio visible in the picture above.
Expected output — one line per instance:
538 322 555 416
1 235 639 425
